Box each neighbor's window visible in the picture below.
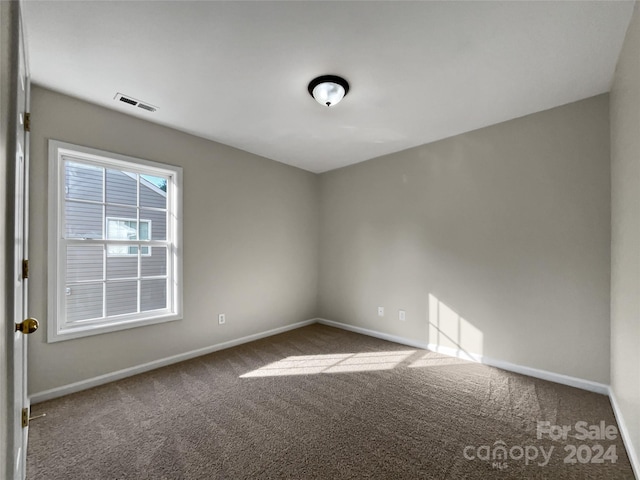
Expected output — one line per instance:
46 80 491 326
48 140 183 342
106 218 151 256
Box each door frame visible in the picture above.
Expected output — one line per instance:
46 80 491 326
3 2 31 479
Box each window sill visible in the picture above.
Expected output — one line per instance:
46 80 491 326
47 312 182 343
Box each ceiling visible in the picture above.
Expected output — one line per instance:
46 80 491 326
22 1 634 173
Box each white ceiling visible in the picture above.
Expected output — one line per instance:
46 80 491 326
22 1 634 173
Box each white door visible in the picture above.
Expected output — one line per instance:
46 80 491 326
11 9 34 480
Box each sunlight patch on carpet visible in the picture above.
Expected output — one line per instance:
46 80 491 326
240 351 416 377
409 353 470 368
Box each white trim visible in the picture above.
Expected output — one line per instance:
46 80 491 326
316 318 609 395
478 353 609 395
317 318 430 350
51 140 179 177
50 312 182 342
426 342 484 363
32 316 613 402
608 388 640 479
30 319 317 404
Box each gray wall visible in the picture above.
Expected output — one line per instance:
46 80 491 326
318 95 611 384
28 86 320 395
611 1 640 469
29 85 614 397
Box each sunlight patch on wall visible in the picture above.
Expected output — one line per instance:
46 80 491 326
240 350 416 378
428 293 483 360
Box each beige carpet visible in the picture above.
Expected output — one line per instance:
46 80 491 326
26 324 633 479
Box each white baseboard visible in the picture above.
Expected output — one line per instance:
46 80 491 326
317 318 431 350
30 316 609 401
426 343 484 363
608 388 640 479
317 318 609 395
480 355 609 395
29 318 317 404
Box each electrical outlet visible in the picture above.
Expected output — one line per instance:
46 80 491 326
399 310 406 321
378 306 384 317
218 314 226 325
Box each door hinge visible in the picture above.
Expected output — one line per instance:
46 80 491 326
22 259 29 279
21 407 29 428
24 112 30 132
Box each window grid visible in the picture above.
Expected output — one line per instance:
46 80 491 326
62 165 169 324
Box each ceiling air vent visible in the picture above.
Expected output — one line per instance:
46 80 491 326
137 103 156 112
114 93 158 113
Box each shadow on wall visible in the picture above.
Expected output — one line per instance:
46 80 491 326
428 293 484 362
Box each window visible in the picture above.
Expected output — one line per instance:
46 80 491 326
48 140 183 342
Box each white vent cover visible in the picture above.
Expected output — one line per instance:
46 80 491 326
113 93 158 113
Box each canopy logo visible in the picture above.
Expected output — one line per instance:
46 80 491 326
463 441 554 470
463 420 619 471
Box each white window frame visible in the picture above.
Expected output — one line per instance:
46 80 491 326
48 140 183 342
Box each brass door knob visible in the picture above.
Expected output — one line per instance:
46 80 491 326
15 318 39 334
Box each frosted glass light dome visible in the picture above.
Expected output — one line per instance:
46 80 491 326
308 75 350 107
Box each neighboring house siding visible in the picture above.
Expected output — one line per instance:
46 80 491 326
65 162 102 202
106 169 137 205
65 202 102 239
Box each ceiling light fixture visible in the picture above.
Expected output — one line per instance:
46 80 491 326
308 75 350 107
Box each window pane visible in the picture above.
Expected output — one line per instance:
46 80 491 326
66 283 103 323
107 218 138 240
67 245 103 282
106 169 137 206
65 200 103 239
106 244 129 256
141 279 166 312
65 160 103 202
106 253 137 279
140 175 168 209
105 215 151 258
142 247 167 277
106 218 137 241
106 281 138 316
139 221 150 241
141 209 166 240
105 207 138 240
